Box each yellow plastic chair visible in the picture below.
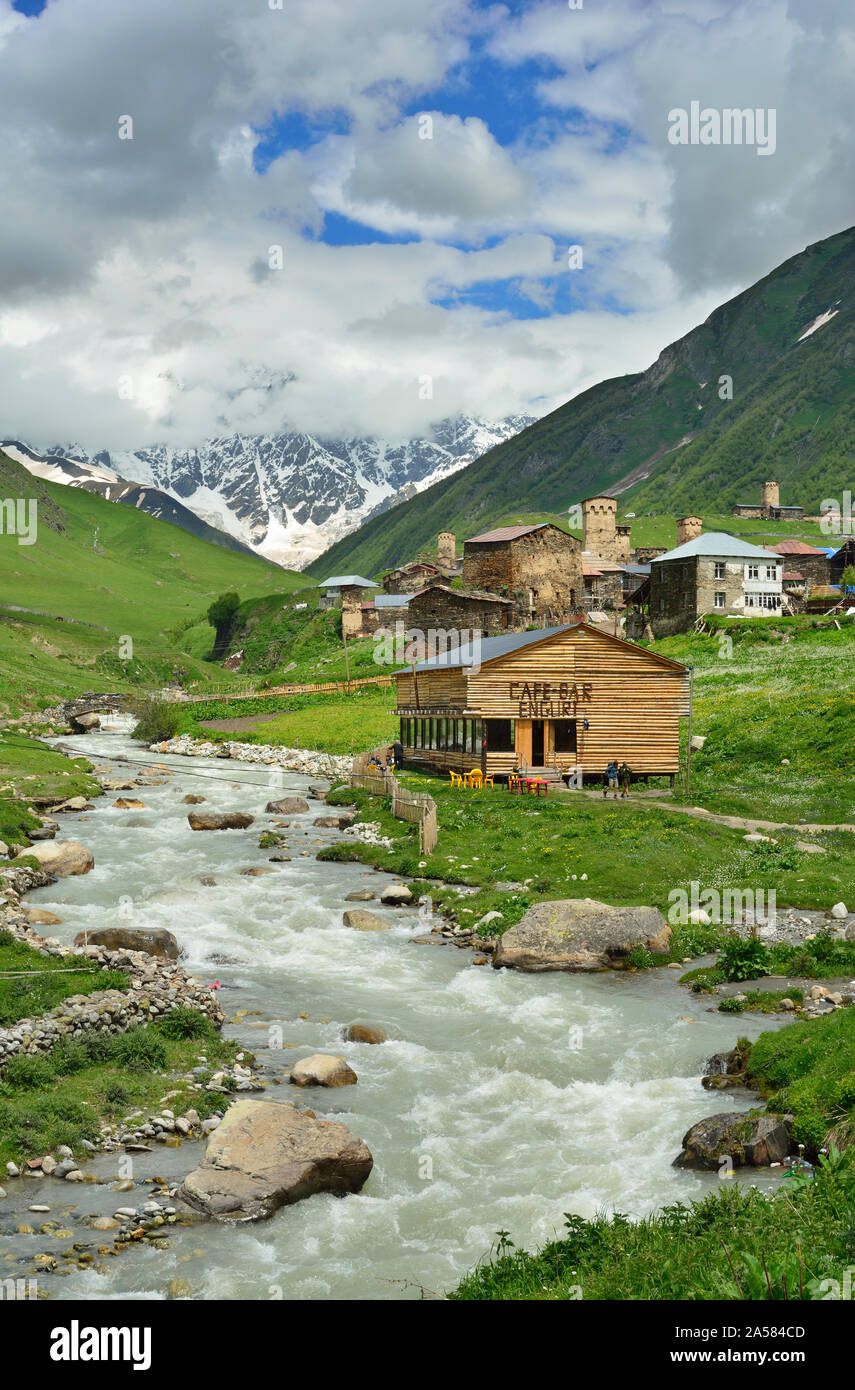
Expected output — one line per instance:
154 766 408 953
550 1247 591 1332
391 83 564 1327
466 768 483 788
449 771 463 789
483 773 495 788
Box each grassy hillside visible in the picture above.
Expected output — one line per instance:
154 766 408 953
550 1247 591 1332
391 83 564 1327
308 225 855 578
0 449 305 712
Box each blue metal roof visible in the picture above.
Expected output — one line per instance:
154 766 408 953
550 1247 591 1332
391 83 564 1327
652 532 784 563
317 574 376 589
401 623 582 673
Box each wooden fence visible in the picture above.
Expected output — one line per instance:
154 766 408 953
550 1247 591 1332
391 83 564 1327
349 751 438 855
180 673 394 704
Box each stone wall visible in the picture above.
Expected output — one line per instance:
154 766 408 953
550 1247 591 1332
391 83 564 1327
150 735 353 781
0 866 225 1072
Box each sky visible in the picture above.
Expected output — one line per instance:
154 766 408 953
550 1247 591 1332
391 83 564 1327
0 0 853 450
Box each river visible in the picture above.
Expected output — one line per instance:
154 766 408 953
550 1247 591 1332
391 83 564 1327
4 726 784 1300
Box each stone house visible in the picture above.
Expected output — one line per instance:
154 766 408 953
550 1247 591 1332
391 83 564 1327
732 480 804 520
405 584 515 638
764 539 830 589
382 561 443 594
649 533 783 636
461 522 583 625
829 537 855 587
316 573 377 638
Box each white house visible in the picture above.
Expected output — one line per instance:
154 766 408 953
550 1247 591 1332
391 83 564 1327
649 532 783 635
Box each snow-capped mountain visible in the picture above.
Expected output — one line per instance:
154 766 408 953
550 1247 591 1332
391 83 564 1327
16 415 534 569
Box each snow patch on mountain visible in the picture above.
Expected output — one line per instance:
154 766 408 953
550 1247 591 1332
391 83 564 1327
36 416 535 568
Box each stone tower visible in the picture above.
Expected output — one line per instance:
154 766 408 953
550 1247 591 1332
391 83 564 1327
615 525 632 565
437 531 456 568
581 496 618 561
761 480 780 511
676 516 703 546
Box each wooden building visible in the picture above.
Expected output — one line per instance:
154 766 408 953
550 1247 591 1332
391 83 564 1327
395 622 690 784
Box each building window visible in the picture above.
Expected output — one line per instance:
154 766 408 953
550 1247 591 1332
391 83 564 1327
747 564 759 580
658 599 665 612
553 720 577 753
714 592 726 609
485 719 514 752
765 566 776 580
714 562 725 580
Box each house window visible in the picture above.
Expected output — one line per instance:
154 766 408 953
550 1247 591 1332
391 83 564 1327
747 564 759 580
658 599 665 612
485 719 514 751
714 563 725 580
766 566 776 580
553 720 577 753
714 592 726 609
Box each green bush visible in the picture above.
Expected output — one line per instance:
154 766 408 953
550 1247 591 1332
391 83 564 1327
130 694 184 743
156 1006 215 1042
720 933 771 982
1 1054 57 1090
111 1026 168 1073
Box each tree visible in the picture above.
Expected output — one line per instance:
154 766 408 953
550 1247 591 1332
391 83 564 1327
207 592 240 659
840 564 855 595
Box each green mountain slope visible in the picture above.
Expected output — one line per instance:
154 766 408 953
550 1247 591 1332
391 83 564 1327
0 449 306 711
308 225 855 578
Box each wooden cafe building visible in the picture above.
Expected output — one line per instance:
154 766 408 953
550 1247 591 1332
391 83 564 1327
394 622 691 784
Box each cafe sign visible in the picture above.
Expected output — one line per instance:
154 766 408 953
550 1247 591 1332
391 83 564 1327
508 681 592 717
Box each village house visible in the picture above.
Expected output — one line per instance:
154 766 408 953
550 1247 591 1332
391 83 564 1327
316 573 377 638
829 537 855 587
404 583 515 638
763 539 830 590
461 522 584 625
732 479 804 520
394 622 690 785
382 560 443 594
648 533 784 636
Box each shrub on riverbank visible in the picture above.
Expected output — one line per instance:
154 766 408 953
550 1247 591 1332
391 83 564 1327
451 1145 855 1300
129 693 185 743
747 1006 855 1152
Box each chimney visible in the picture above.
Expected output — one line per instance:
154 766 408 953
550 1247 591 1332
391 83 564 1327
761 480 780 511
581 496 617 561
437 531 456 568
676 516 703 546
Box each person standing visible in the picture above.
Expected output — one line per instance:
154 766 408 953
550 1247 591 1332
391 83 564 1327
604 760 618 798
619 761 631 798
392 739 404 770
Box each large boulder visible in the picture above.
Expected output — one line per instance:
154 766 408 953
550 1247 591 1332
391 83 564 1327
289 1054 358 1087
380 883 413 906
265 797 309 815
72 926 180 960
343 1022 387 1044
492 898 670 972
188 811 255 831
70 711 101 732
673 1111 792 1169
313 814 355 829
178 1099 372 1220
343 909 388 932
24 908 62 926
19 840 94 877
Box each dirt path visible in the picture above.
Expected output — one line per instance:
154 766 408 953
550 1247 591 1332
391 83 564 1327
198 714 280 733
564 787 855 835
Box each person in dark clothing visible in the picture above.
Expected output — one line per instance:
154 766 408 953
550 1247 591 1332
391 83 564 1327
619 762 631 798
604 760 619 798
391 740 404 769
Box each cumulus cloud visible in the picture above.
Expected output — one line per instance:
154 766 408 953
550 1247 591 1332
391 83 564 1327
0 0 851 451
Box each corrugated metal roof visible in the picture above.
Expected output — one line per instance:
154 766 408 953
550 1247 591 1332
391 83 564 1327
317 574 376 589
652 532 784 563
410 584 511 604
403 623 580 672
465 522 547 543
374 593 411 608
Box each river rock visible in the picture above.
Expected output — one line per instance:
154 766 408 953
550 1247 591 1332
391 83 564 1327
24 908 62 926
183 794 206 804
342 909 388 932
313 814 354 829
70 712 101 731
178 1098 372 1219
289 1054 357 1087
72 926 180 960
112 798 146 809
673 1111 792 1169
188 811 255 830
19 839 94 877
345 890 375 902
380 884 413 906
265 797 309 815
342 1022 387 1044
831 902 848 919
493 898 671 972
